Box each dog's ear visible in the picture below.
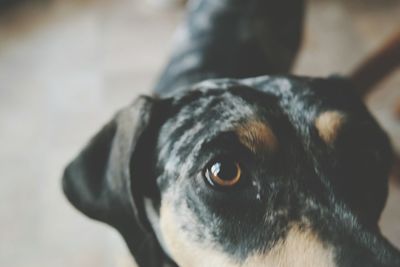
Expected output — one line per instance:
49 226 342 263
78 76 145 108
62 96 169 267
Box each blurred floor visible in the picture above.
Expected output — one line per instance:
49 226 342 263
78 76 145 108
0 0 399 266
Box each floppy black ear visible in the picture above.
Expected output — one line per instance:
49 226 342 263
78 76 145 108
62 96 169 267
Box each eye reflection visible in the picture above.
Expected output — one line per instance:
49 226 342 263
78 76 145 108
204 158 241 187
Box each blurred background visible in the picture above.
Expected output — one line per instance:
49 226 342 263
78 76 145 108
0 0 399 266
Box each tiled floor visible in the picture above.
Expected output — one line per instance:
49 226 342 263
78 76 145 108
0 0 399 266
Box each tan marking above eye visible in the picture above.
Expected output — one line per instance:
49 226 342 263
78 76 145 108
315 111 346 145
236 120 278 153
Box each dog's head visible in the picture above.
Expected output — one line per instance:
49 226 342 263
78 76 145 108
63 76 399 267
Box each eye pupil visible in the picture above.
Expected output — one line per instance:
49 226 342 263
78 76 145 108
211 161 237 181
205 158 241 187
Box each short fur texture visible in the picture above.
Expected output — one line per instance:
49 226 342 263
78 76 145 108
62 0 400 266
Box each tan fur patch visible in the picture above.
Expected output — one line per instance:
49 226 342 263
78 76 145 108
244 226 336 267
160 200 336 267
315 111 346 145
236 121 278 153
160 200 236 267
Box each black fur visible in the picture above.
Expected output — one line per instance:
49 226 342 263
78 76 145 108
63 0 400 266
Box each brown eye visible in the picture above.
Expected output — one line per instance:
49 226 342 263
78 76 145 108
204 158 241 187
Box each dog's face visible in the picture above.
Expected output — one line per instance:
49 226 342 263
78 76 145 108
157 84 325 266
63 76 398 267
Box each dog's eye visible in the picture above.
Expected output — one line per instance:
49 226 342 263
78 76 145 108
204 158 241 187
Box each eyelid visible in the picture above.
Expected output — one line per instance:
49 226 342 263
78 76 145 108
201 132 255 160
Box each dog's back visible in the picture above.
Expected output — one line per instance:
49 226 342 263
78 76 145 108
154 0 304 95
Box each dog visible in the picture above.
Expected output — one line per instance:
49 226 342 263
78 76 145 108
62 0 400 266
